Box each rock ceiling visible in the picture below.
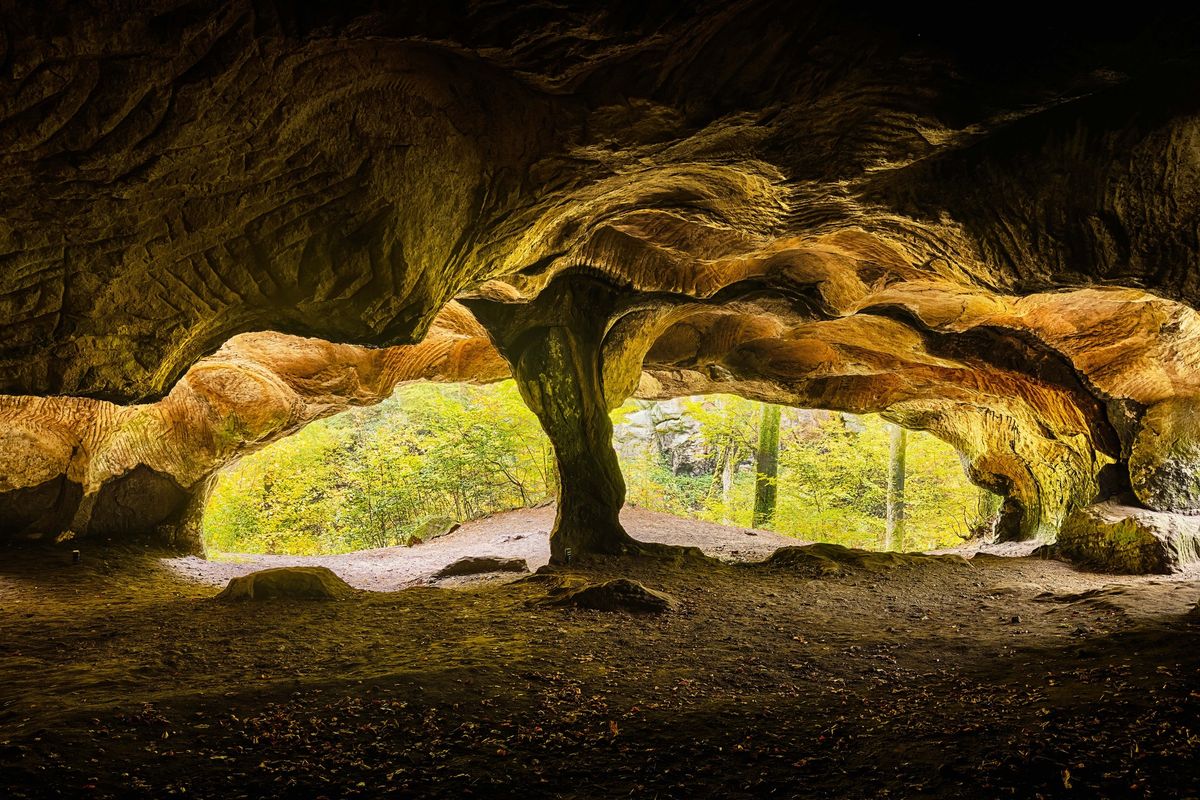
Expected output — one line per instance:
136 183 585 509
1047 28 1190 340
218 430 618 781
2 3 1200 569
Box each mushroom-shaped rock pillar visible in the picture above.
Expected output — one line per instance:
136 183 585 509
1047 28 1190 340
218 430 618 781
469 278 690 563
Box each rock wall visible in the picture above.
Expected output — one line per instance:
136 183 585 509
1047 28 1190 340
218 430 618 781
2 4 1200 565
0 304 506 551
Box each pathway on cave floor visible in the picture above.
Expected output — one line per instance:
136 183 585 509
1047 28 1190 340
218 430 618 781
167 505 801 590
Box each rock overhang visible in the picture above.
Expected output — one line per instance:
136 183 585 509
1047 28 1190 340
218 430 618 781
3 3 1200 567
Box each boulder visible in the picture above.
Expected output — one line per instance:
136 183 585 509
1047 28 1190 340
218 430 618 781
1050 501 1200 574
1129 398 1200 512
407 516 460 546
430 556 529 579
215 567 355 601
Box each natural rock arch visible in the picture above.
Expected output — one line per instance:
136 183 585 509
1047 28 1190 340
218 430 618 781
2 3 1200 569
0 303 507 551
3 280 1200 571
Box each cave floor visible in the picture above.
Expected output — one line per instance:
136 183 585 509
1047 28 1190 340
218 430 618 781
2 516 1199 799
167 505 801 590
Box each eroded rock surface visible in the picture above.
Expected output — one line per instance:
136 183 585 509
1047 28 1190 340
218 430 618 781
1050 502 1200 575
2 5 1200 567
0 304 505 551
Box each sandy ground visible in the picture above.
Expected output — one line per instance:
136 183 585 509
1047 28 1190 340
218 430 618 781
167 505 797 590
2 510 1199 799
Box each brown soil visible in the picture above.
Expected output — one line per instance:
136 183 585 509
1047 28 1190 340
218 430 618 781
2 509 1198 799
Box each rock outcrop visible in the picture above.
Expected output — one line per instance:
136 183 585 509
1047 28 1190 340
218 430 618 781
1048 502 1200 575
2 4 1200 568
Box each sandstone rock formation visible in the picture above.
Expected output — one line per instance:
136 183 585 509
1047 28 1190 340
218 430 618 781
2 3 1200 569
1048 502 1200 574
0 303 506 551
215 566 355 601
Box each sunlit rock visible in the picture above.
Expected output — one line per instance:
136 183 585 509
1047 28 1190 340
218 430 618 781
0 304 506 552
1129 398 1200 513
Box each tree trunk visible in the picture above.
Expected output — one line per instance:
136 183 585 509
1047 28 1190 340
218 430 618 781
752 404 781 528
720 444 735 524
885 423 907 551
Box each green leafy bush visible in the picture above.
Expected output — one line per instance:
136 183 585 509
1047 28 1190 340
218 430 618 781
204 382 554 555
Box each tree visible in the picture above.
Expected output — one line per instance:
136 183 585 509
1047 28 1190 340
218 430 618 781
684 395 759 523
203 381 555 555
752 403 782 528
884 422 907 550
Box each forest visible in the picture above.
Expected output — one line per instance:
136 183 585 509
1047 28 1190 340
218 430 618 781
203 382 999 555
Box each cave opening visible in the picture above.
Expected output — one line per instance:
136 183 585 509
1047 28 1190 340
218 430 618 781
203 380 556 557
202 378 998 561
4 4 1200 797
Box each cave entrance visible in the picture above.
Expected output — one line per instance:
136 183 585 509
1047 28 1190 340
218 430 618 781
203 380 555 556
203 382 997 558
612 396 1000 552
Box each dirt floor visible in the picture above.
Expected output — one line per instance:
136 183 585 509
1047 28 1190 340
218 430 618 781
2 508 1199 799
167 506 797 590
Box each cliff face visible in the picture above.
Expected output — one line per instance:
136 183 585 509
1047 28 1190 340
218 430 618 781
2 3 1200 566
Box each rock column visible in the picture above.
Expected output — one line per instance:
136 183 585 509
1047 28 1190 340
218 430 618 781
469 279 647 562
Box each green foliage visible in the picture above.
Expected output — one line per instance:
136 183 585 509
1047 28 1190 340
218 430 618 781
774 413 986 550
683 395 760 458
207 384 996 555
203 381 554 555
612 399 994 551
620 446 712 516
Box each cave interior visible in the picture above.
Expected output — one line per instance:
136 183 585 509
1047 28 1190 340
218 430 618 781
2 3 1200 798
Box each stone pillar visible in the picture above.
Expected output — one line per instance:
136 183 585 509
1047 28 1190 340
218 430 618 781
468 279 644 562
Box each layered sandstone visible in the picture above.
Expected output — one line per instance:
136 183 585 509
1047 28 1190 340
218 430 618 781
2 4 1200 567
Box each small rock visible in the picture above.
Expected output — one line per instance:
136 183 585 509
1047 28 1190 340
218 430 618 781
542 578 677 614
215 567 354 601
431 556 528 579
407 516 460 546
1010 615 1022 625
